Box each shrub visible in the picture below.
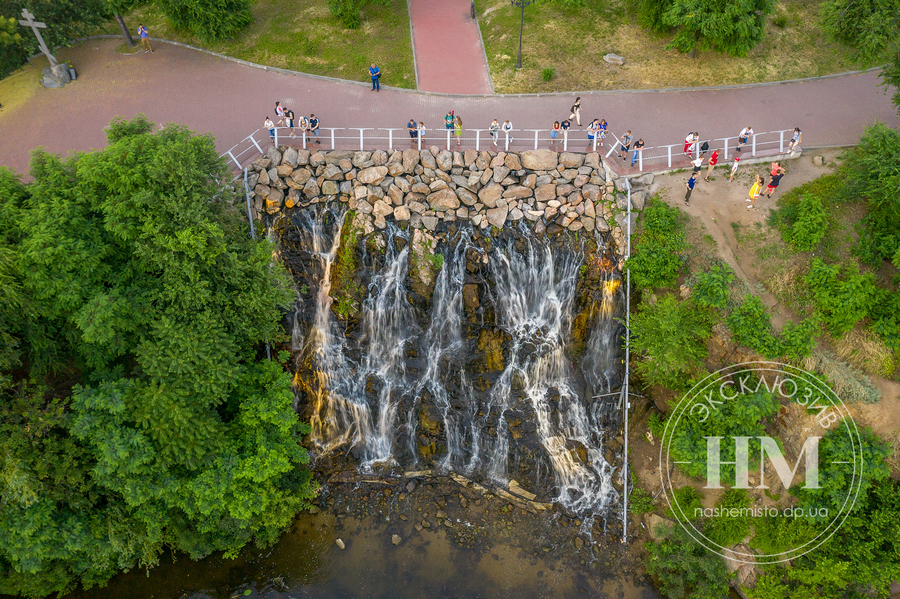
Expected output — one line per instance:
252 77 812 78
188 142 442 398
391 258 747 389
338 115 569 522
803 259 877 337
704 489 752 547
158 0 254 41
786 194 828 251
820 0 900 63
627 198 687 290
631 294 712 389
541 67 555 81
638 0 674 31
646 525 732 599
726 295 815 360
692 263 734 309
630 487 656 515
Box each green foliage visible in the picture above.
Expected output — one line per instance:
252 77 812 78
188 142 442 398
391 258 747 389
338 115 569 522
666 486 703 521
692 263 733 309
882 47 900 117
630 487 656 515
662 0 774 57
785 194 828 251
541 67 555 81
105 114 155 142
667 386 779 480
328 0 363 28
726 295 815 360
157 0 254 41
842 123 900 268
704 489 751 547
638 0 673 31
0 0 111 77
803 259 876 337
628 197 686 290
631 294 712 389
792 425 890 519
645 525 732 599
0 117 315 596
820 0 900 63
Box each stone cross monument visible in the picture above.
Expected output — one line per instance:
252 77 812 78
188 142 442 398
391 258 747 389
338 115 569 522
18 8 72 88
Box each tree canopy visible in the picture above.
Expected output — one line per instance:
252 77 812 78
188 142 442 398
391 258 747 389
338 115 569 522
662 0 774 57
0 115 316 597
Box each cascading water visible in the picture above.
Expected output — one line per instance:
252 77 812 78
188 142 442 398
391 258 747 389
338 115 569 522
289 207 623 517
484 237 619 514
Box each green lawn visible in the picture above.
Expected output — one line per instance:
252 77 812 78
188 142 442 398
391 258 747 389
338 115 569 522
95 0 416 89
477 0 872 93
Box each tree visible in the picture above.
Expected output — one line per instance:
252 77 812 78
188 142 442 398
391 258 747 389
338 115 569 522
630 294 712 389
627 197 687 290
156 0 254 42
646 525 732 599
0 0 111 77
662 0 774 57
882 47 900 117
0 116 316 597
820 0 900 64
105 0 141 46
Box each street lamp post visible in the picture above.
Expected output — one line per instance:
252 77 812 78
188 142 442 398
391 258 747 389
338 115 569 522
511 0 535 69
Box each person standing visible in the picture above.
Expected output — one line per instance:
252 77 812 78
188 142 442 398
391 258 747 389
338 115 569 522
618 130 632 160
748 174 764 209
454 116 463 146
274 102 285 127
408 118 418 143
501 120 514 148
309 114 320 144
369 63 381 91
265 117 275 142
764 166 785 198
137 24 153 53
598 119 608 143
685 173 696 206
704 149 719 182
691 156 703 174
631 138 644 166
684 132 699 156
417 121 427 142
569 97 582 127
788 127 802 152
284 108 294 135
445 112 455 131
738 126 753 148
550 121 561 148
586 119 599 149
297 114 309 143
728 148 742 182
489 119 500 146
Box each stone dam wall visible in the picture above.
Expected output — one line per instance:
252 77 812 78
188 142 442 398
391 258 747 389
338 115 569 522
247 146 654 259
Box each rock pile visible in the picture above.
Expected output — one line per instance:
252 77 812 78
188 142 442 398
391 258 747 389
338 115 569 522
246 146 650 258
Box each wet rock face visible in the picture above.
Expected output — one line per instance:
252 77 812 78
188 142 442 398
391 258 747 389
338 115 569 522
246 147 640 261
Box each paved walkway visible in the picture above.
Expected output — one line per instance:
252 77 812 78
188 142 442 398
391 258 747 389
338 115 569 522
408 0 493 94
0 39 897 178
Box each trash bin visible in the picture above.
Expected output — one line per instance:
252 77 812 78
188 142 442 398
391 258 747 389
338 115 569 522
68 66 77 80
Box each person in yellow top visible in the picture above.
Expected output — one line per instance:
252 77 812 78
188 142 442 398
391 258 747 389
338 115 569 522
454 116 463 146
748 174 764 210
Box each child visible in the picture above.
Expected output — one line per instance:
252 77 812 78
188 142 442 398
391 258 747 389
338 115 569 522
728 148 742 182
685 173 696 206
704 149 719 182
748 174 764 209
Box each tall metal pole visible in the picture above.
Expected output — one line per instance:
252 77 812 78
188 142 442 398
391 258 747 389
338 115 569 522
511 0 535 70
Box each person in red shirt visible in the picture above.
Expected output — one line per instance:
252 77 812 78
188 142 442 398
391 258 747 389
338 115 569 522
765 166 785 197
705 149 719 182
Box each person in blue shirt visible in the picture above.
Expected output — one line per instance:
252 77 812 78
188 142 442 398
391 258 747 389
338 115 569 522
685 173 696 205
369 63 381 91
137 24 153 53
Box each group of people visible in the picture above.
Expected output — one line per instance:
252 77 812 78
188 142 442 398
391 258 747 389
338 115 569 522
405 113 515 147
264 102 321 144
684 148 789 210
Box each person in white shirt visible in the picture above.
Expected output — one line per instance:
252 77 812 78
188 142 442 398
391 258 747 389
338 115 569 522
788 127 802 152
738 126 754 148
501 120 514 148
264 117 275 141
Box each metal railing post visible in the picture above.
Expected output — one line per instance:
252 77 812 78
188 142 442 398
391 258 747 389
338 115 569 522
302 132 307 150
359 128 365 150
592 135 598 152
418 132 422 151
274 127 279 147
563 130 568 152
534 129 539 150
250 133 263 154
638 151 643 172
243 168 256 239
667 145 672 168
752 134 757 157
446 129 451 151
330 128 336 150
388 129 393 150
718 137 731 161
475 130 480 151
227 151 241 170
779 130 784 153
622 176 632 544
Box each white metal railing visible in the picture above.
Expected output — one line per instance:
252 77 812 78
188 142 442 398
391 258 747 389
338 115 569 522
220 126 799 173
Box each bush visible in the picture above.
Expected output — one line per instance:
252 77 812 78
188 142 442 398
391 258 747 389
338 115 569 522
541 67 555 81
628 198 687 290
638 0 674 31
803 259 877 337
692 263 734 309
158 0 254 41
646 525 732 599
771 173 842 251
726 295 816 360
786 194 828 251
705 489 752 547
630 487 656 515
631 294 712 389
842 123 900 267
820 0 900 63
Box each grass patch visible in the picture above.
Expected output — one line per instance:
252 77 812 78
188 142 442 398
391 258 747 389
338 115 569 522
95 0 415 88
0 60 43 126
478 0 870 93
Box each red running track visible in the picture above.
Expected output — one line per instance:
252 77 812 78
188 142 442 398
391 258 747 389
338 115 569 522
408 0 493 94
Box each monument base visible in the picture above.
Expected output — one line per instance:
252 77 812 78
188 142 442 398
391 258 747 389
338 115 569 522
41 64 72 89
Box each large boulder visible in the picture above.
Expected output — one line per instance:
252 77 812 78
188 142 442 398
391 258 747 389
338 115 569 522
502 185 533 199
357 166 389 185
427 188 460 212
282 147 299 168
265 146 282 166
485 205 509 228
559 152 584 168
436 150 453 172
322 180 339 196
402 149 420 172
520 149 558 171
302 178 320 199
478 182 504 208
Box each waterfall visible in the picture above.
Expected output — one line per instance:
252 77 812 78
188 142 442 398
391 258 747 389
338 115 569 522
485 238 619 514
289 208 622 516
